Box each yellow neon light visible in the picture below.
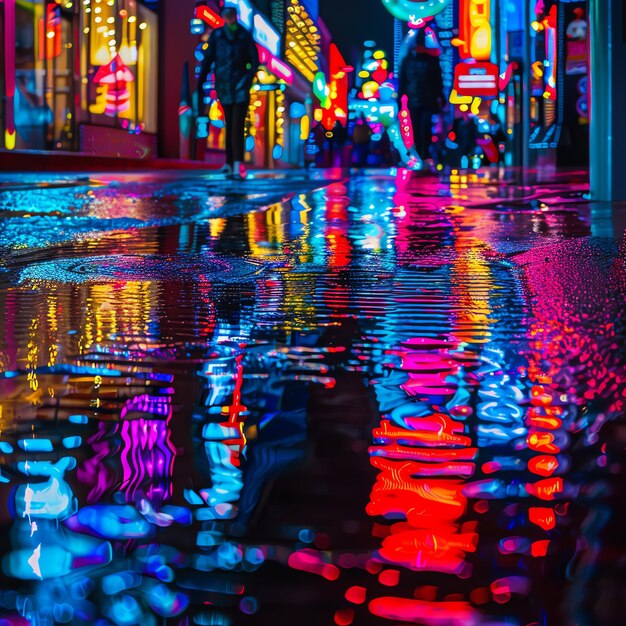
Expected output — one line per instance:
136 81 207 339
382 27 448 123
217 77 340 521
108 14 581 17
5 130 16 151
469 0 491 60
449 89 472 105
300 115 310 141
285 0 320 82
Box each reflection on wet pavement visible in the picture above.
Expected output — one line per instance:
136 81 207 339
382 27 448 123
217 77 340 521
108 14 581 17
0 171 625 625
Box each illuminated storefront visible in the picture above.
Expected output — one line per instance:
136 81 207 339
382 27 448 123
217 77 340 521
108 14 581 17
1 0 158 156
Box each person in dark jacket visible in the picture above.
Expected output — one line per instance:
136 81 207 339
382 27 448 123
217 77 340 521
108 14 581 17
197 7 259 177
398 28 444 161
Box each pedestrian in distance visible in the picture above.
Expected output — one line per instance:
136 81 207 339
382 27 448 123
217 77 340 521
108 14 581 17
197 7 259 179
398 28 444 163
352 113 373 168
331 120 349 167
444 109 479 170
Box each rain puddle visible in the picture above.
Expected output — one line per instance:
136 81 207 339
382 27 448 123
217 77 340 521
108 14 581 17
0 172 625 626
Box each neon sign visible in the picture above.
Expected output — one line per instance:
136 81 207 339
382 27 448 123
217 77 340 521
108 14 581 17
3 0 16 150
454 61 499 97
194 5 225 29
253 13 281 57
381 0 452 25
258 47 294 84
93 55 135 117
453 0 492 61
449 0 497 105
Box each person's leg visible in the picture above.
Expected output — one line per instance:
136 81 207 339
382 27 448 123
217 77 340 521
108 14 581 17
232 101 249 164
354 143 365 167
420 109 434 160
414 108 429 160
223 103 234 167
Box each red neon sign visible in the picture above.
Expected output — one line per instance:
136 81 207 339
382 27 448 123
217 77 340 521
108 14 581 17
194 4 225 28
454 62 499 97
316 43 351 130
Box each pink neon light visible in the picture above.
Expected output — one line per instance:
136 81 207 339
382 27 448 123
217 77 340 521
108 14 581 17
258 46 294 84
399 95 415 150
288 549 340 580
119 395 176 502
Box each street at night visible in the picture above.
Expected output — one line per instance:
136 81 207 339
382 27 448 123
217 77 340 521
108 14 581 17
0 169 625 625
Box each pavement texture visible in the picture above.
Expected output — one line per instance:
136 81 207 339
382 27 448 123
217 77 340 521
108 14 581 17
0 168 625 626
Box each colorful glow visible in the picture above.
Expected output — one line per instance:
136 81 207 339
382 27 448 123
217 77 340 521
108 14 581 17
288 549 340 580
351 44 422 169
369 596 480 625
312 43 351 131
209 99 226 127
543 6 558 100
0 161 624 626
38 3 62 60
313 72 331 110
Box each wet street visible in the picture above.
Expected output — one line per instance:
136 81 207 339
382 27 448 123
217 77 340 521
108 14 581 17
0 169 625 626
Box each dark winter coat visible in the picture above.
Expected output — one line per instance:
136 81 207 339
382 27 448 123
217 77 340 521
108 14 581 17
198 25 259 106
399 47 444 111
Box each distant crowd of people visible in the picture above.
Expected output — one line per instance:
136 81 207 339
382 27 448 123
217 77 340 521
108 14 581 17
308 28 505 172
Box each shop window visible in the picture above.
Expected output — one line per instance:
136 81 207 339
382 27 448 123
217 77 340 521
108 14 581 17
80 0 157 133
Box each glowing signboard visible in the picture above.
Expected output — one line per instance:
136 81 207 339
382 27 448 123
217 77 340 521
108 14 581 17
454 61 498 97
258 46 294 83
194 5 225 29
453 0 492 61
253 13 281 58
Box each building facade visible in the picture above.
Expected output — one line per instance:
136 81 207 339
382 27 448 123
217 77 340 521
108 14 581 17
1 0 158 157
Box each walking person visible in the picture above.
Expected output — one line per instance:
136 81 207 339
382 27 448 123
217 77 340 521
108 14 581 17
197 7 259 178
398 28 444 164
352 113 373 168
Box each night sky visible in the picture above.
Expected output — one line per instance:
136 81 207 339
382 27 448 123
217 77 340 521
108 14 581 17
318 0 394 67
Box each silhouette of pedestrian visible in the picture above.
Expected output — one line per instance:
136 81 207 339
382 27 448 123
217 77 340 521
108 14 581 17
197 7 259 178
352 113 373 168
398 28 444 162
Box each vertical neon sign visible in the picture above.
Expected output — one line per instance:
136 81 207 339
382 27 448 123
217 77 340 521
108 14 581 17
3 0 16 150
